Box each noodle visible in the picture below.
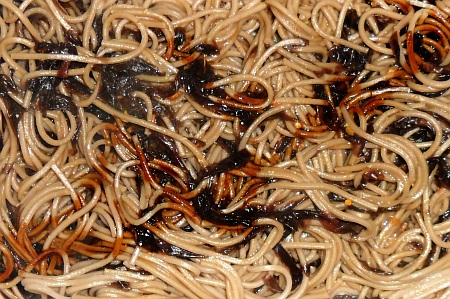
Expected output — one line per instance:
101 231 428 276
2 0 450 298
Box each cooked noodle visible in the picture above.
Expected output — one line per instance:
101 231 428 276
1 0 450 298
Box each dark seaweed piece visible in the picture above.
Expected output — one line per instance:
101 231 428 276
393 155 408 172
385 117 435 144
34 42 78 78
99 58 161 114
359 259 392 275
0 75 25 131
175 57 259 124
274 208 364 235
65 28 81 46
149 28 165 39
342 9 359 40
313 82 348 131
438 206 450 223
198 149 251 180
420 89 447 98
153 104 178 131
273 243 303 289
181 224 194 232
39 92 78 117
389 33 401 66
63 77 92 96
344 133 366 156
28 42 80 117
151 82 180 100
262 274 283 292
0 75 16 98
319 104 340 131
317 213 365 235
109 58 160 77
191 191 258 228
6 201 20 232
174 27 186 49
2 239 27 277
154 169 177 187
328 192 345 202
216 137 237 154
140 130 195 190
85 103 114 123
305 258 322 275
191 44 219 56
28 76 60 103
360 169 385 187
34 41 78 56
270 209 319 232
439 233 450 258
192 191 365 235
121 28 142 43
121 96 148 120
30 75 79 131
313 85 327 101
175 57 219 94
253 285 264 294
329 45 370 76
413 32 441 64
92 13 104 53
436 157 450 188
134 225 203 259
141 131 186 172
32 242 43 255
426 157 440 174
375 14 395 32
274 136 292 155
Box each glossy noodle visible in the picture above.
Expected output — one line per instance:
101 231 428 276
1 0 450 298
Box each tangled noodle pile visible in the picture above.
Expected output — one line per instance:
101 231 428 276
2 0 450 298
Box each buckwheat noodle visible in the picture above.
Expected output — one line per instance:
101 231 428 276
1 0 450 298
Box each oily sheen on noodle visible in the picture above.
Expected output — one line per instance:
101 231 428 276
1 0 450 298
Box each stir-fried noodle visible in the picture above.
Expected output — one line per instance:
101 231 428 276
1 0 450 298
